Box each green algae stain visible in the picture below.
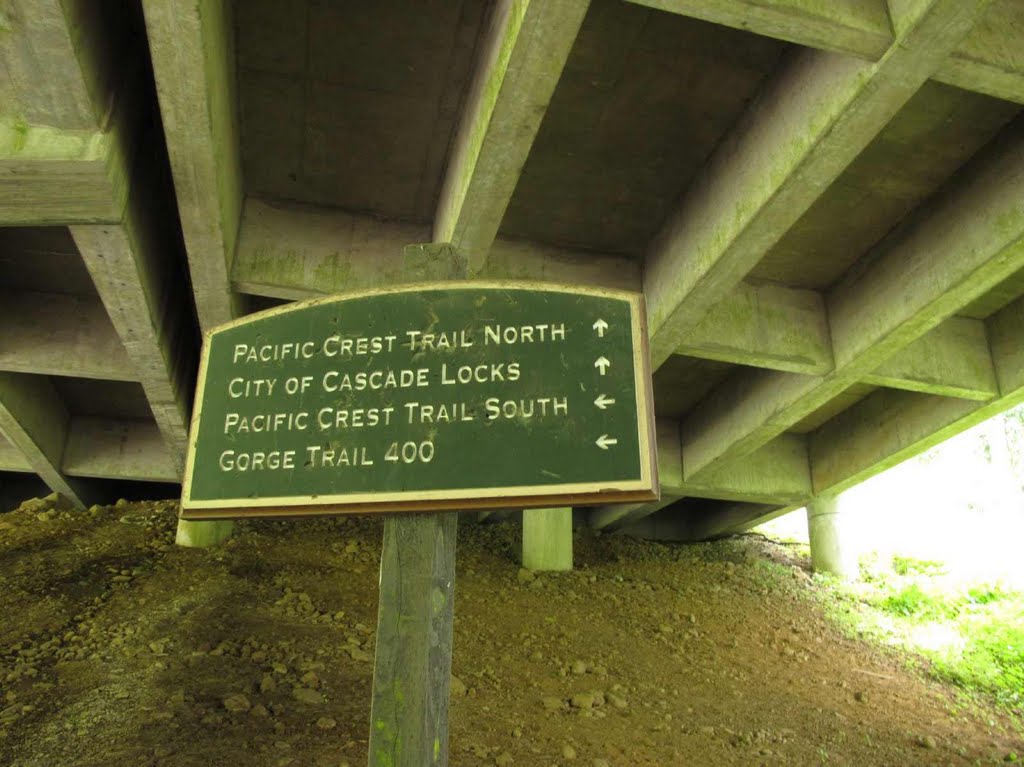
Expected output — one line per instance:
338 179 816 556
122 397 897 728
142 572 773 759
431 586 446 615
12 118 28 153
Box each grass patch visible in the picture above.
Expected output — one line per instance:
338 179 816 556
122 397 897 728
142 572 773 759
813 553 1024 721
891 555 945 577
879 583 960 620
932 611 1024 708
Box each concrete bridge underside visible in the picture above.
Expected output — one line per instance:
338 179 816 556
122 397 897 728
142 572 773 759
3 0 1024 541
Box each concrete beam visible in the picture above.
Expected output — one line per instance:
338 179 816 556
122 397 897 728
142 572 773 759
673 501 780 542
0 0 97 130
620 500 790 542
142 0 245 331
0 290 135 381
934 1 1024 104
434 0 589 271
590 416 809 532
0 0 142 226
486 237 641 293
233 198 430 299
0 373 88 508
61 417 178 482
811 388 981 495
810 292 1024 495
642 0 992 368
624 0 893 60
588 421 684 530
681 115 1024 478
679 283 995 399
589 494 681 532
679 282 832 375
0 125 126 225
864 316 997 400
71 169 197 473
232 198 642 300
624 0 1024 105
666 419 812 501
678 432 813 505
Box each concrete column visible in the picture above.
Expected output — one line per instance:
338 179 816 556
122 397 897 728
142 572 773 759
175 519 234 548
522 507 572 571
806 496 858 580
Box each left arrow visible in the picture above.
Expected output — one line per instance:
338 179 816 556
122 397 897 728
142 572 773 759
596 434 618 450
594 394 616 410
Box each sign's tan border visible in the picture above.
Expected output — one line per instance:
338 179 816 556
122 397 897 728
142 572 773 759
180 282 658 518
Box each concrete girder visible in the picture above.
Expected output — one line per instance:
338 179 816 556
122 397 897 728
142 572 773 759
658 297 1013 533
671 432 812 506
231 198 642 299
0 0 192 509
62 417 178 483
626 0 893 60
142 0 245 332
681 115 1024 479
680 282 833 375
0 1 141 226
0 125 127 225
434 0 590 272
625 0 1024 105
0 0 97 129
620 500 792 542
935 0 1024 104
653 420 811 507
71 176 197 474
642 0 992 369
0 291 136 381
810 292 1024 495
0 416 180 484
588 418 811 532
681 282 998 400
589 494 682 532
230 200 997 402
864 316 998 400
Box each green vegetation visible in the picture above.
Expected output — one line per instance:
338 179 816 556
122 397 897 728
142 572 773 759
878 582 959 620
823 554 1024 715
932 619 1024 707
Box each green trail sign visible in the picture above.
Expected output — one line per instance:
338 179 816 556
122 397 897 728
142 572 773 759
180 283 658 519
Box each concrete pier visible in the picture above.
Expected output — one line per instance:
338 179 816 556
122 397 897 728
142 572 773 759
522 507 573 571
175 519 234 548
806 496 859 580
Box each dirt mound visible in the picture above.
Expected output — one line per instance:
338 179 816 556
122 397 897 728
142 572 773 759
0 497 1020 766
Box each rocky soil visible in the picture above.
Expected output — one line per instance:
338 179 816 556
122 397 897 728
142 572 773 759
0 495 1021 766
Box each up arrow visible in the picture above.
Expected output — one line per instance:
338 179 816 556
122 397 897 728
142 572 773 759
592 318 609 337
593 394 616 410
595 356 610 375
596 434 618 450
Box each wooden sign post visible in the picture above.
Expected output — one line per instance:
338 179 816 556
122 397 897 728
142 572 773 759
179 283 657 766
369 511 456 766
